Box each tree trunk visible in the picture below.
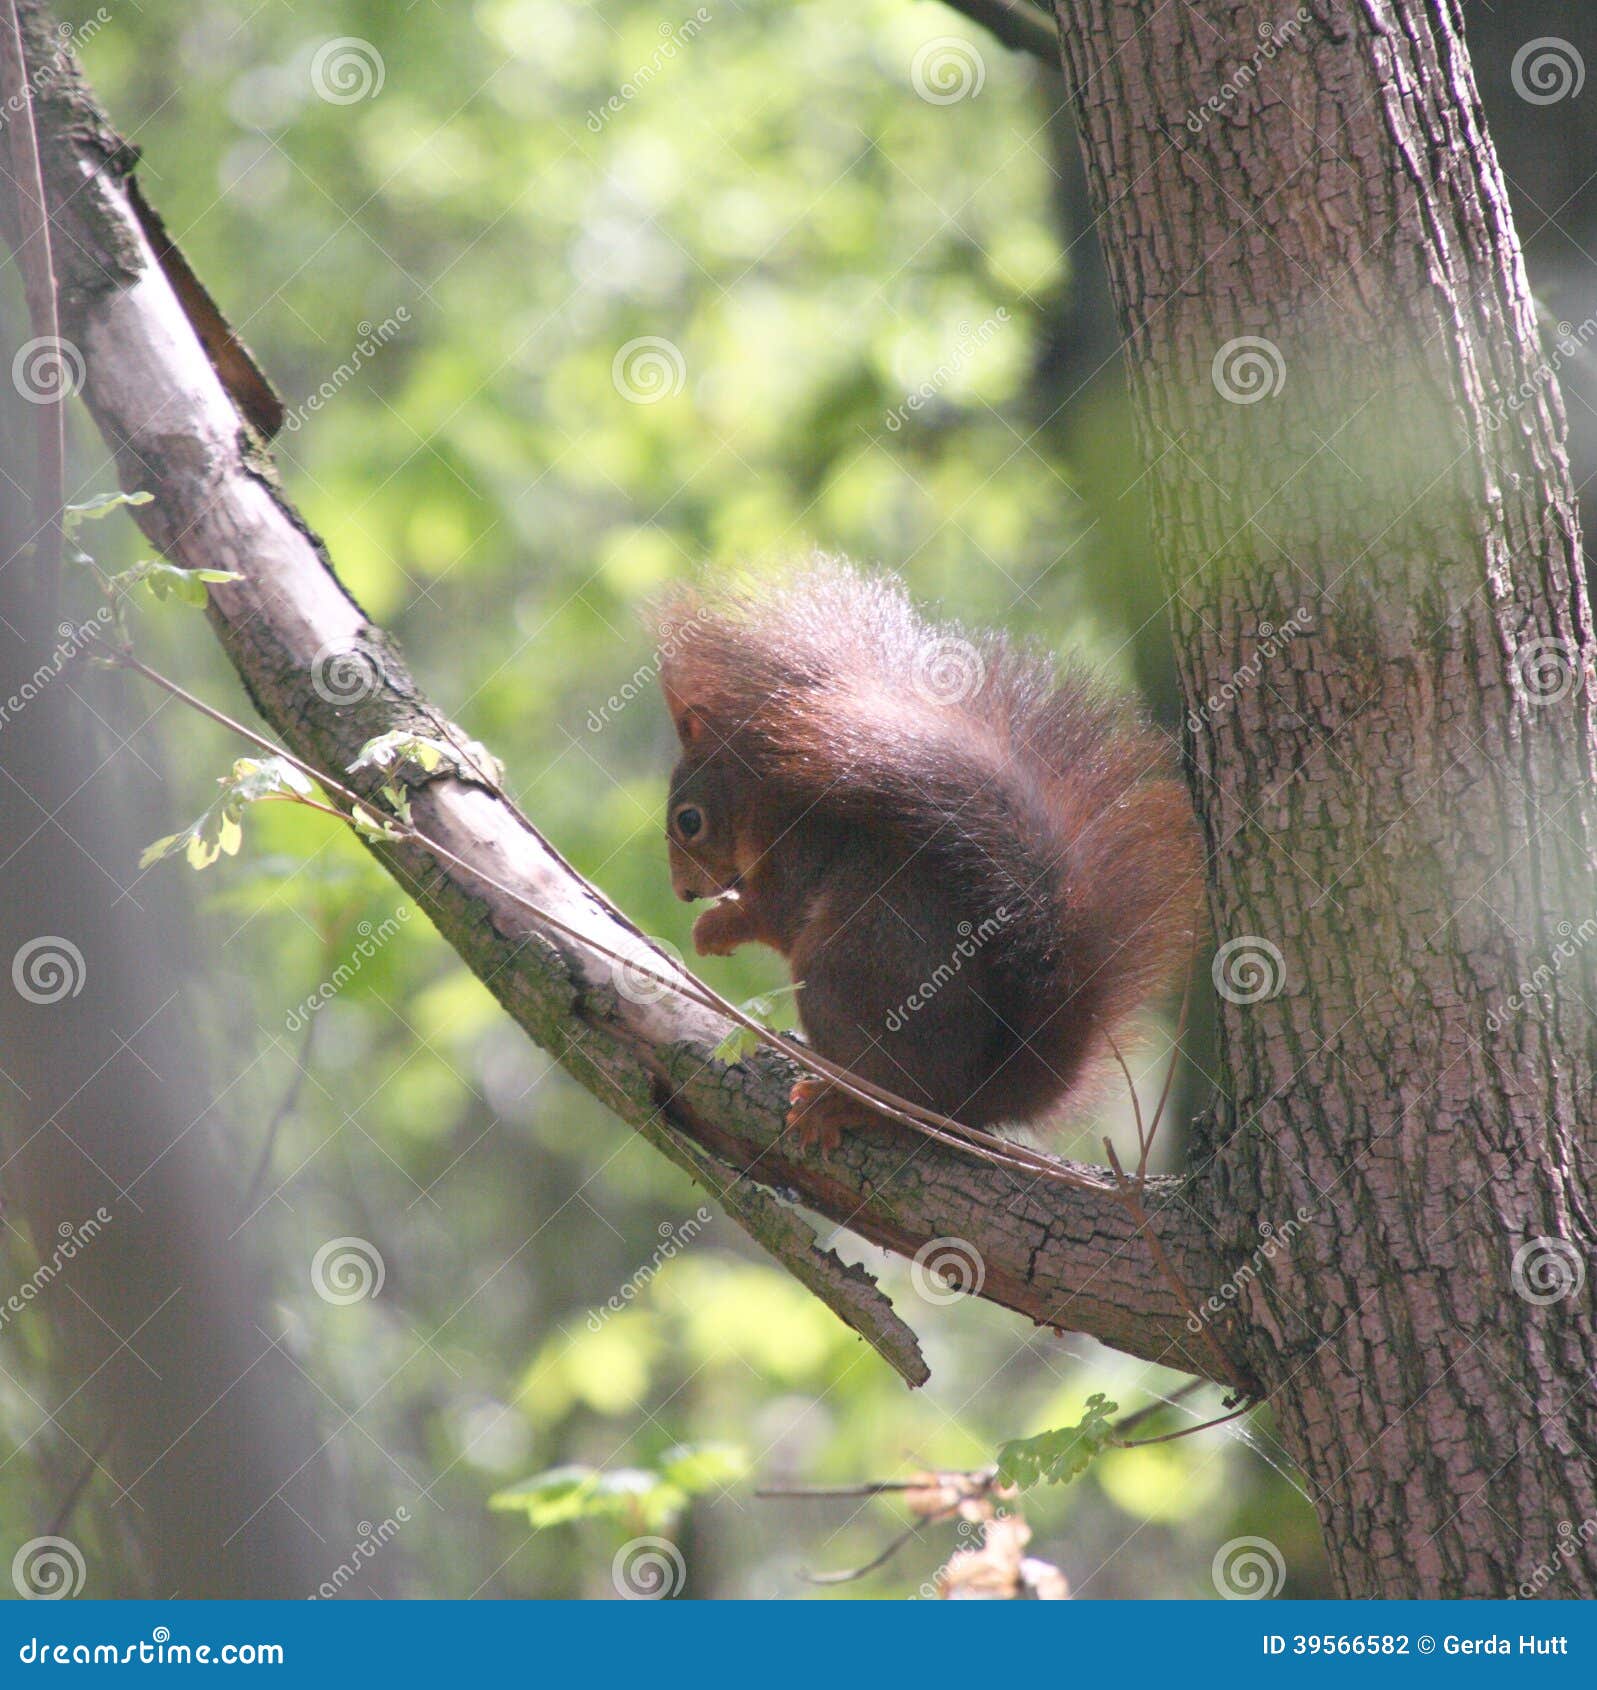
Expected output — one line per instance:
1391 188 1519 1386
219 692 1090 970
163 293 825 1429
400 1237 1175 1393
1053 0 1597 1597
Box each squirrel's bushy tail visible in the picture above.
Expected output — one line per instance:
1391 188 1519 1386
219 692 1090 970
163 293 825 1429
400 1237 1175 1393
652 559 1204 1121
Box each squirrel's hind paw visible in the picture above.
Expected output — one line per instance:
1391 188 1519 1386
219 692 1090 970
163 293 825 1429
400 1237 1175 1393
786 1078 851 1159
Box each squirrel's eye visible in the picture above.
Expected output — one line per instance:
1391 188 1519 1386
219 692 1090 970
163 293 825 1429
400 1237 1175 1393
673 804 704 841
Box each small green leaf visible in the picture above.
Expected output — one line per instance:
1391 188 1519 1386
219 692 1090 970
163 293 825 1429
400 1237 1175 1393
217 811 244 857
138 831 188 870
712 1025 763 1064
351 804 404 843
64 489 153 531
193 568 245 585
996 1393 1120 1490
185 829 221 871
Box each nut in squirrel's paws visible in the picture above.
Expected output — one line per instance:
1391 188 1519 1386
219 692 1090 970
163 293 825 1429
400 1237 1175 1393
786 1079 851 1158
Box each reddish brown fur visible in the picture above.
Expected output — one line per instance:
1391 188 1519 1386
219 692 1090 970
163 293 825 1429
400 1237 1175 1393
651 559 1204 1144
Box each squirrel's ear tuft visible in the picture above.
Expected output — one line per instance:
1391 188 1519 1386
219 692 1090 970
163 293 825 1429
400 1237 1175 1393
660 677 710 747
674 704 711 747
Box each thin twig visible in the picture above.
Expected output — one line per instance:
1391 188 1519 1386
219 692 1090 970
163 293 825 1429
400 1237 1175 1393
244 1011 318 1210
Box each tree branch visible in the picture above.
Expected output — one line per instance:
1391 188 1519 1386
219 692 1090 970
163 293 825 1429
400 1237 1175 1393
938 0 1058 65
8 0 1229 1383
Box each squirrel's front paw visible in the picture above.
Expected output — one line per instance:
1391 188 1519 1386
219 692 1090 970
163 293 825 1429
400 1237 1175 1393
691 901 751 957
786 1078 851 1158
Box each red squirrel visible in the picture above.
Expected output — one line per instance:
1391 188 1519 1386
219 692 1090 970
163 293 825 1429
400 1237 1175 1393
650 561 1203 1156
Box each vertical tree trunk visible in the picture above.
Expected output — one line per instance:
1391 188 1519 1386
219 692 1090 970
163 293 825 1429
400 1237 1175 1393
1053 0 1597 1597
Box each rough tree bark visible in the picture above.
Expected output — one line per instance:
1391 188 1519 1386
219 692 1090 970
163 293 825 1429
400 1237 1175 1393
6 0 1593 1600
1052 0 1597 1597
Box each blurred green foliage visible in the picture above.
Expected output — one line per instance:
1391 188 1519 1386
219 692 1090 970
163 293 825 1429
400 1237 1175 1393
0 0 1326 1598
